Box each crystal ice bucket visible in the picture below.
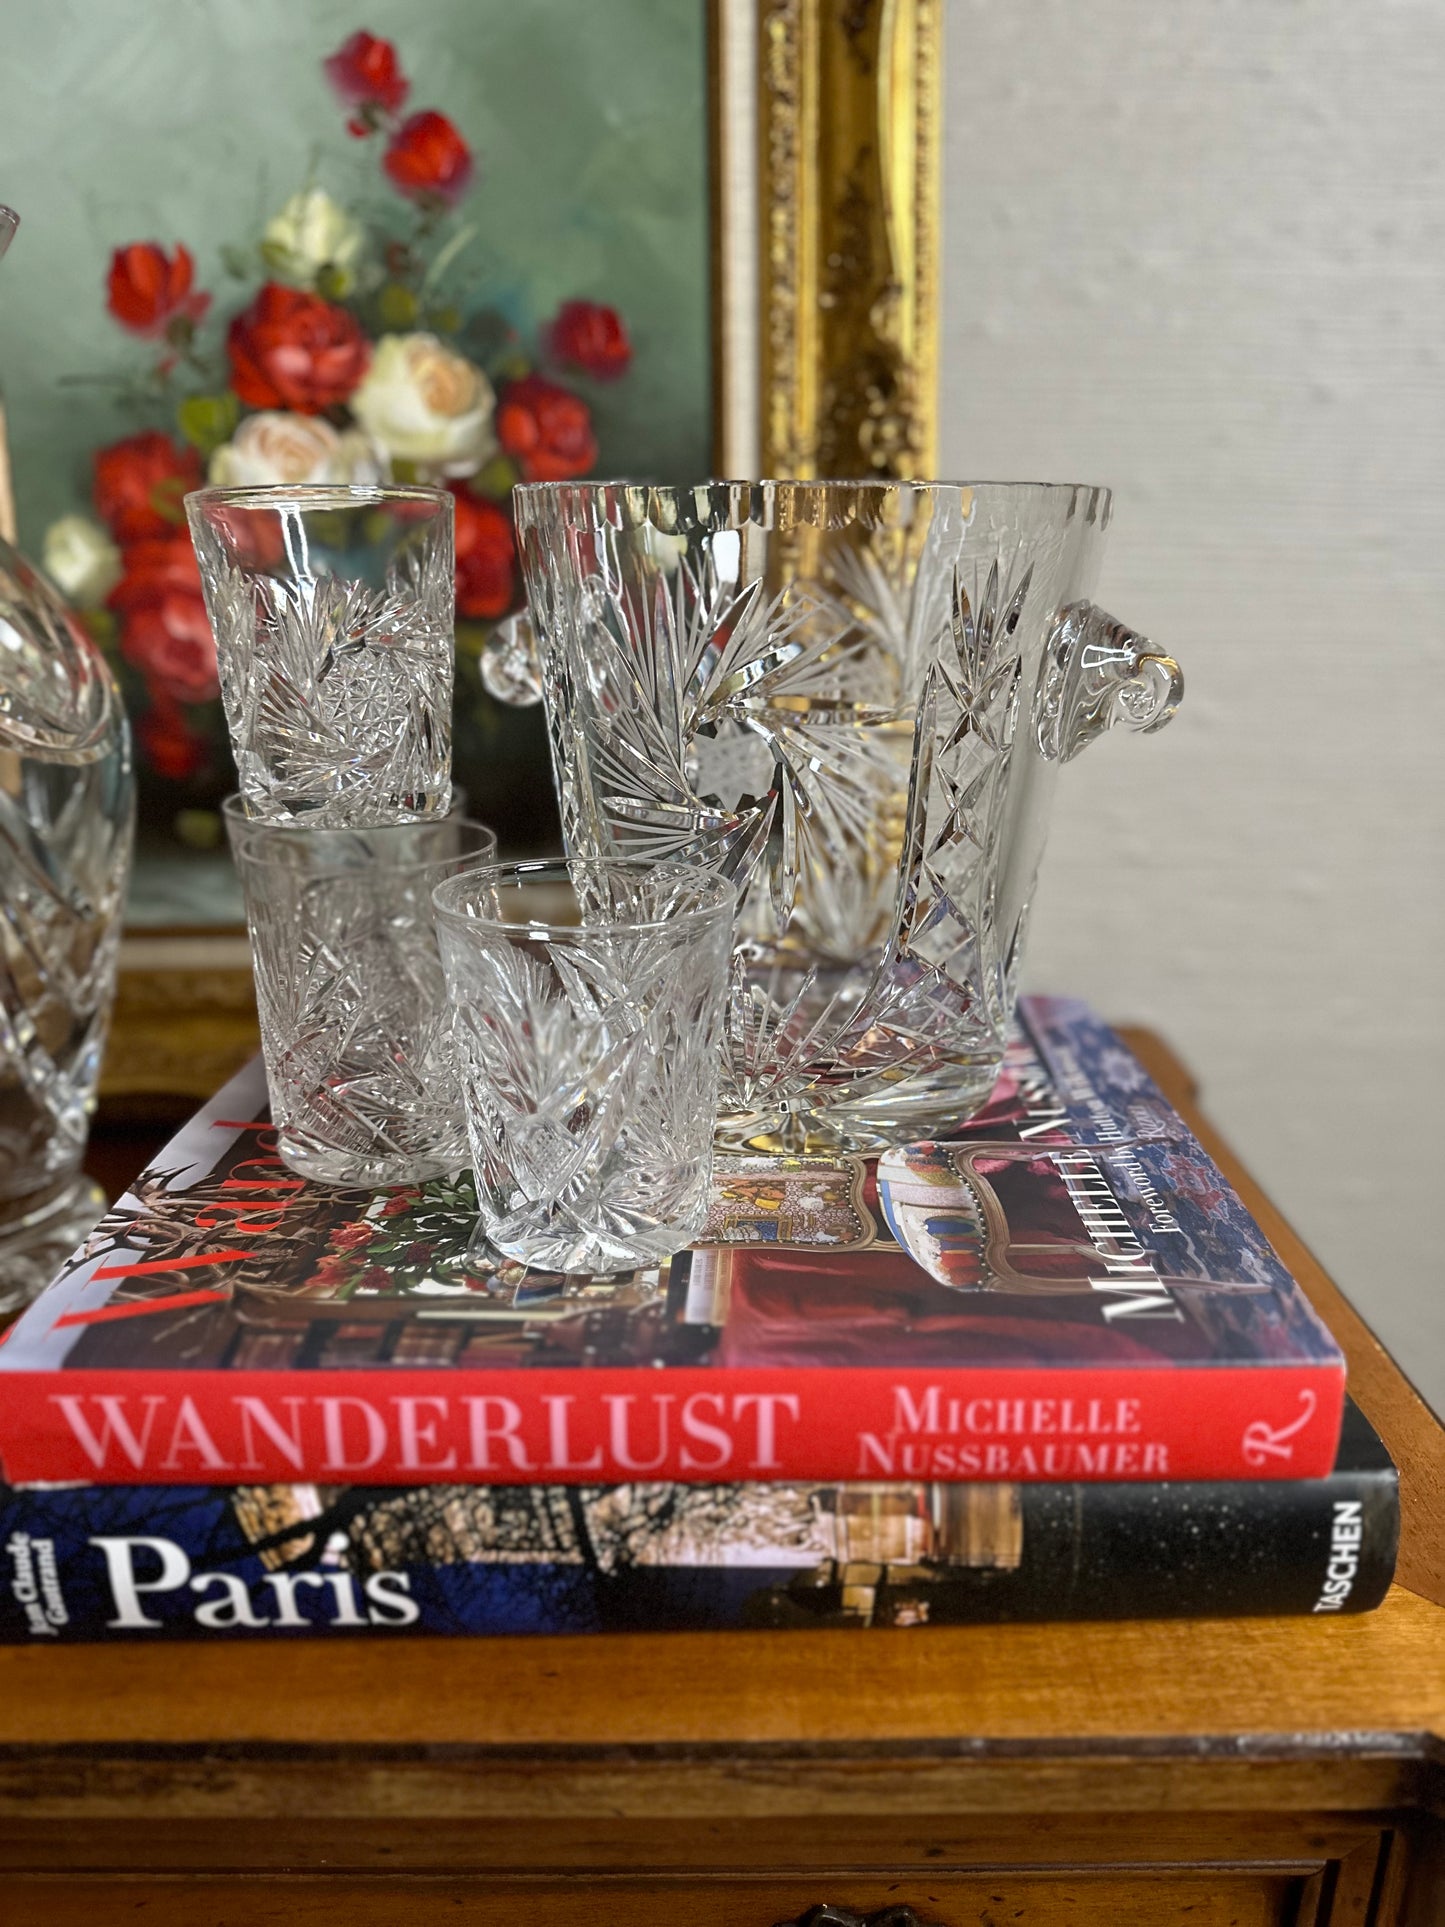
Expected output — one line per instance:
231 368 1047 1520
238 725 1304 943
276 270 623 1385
488 481 1183 1150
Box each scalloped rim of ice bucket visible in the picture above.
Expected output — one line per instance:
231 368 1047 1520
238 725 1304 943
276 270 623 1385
511 477 1116 532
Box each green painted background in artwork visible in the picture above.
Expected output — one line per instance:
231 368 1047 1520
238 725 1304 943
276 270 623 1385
0 0 710 549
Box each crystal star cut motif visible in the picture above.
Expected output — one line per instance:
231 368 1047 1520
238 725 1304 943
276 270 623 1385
584 552 908 945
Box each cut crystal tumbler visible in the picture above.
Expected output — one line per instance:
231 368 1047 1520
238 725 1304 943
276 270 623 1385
225 800 496 1187
0 205 135 1309
188 485 454 826
488 480 1184 1150
433 859 735 1273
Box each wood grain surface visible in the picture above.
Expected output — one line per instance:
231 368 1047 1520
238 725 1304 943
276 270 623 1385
0 1872 1313 1926
0 1583 1440 1753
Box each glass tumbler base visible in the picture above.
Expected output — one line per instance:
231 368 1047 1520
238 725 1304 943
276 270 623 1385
0 1174 107 1316
277 1136 467 1191
476 1208 704 1278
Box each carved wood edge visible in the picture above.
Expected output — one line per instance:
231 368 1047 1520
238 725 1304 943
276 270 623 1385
1 1747 1436 1831
1118 1026 1445 1611
777 1909 935 1927
0 1773 1433 1908
4 1729 1438 1770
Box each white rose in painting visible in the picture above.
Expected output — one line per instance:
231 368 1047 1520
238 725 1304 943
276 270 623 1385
262 188 363 291
42 515 121 605
208 412 381 488
331 428 384 485
349 332 495 476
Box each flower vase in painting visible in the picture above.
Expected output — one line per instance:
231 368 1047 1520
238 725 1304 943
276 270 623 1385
45 26 635 856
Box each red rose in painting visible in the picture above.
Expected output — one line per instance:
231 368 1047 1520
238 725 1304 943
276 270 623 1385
106 242 210 338
109 537 219 707
226 283 371 414
323 29 410 130
137 696 208 783
496 375 597 482
128 618 214 708
196 499 288 573
93 431 202 543
332 1221 376 1251
450 484 515 619
383 111 474 206
548 300 632 381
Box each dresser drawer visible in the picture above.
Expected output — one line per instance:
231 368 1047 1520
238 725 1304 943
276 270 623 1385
0 1869 1358 1925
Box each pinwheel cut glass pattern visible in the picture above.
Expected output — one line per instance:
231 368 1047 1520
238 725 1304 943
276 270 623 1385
188 485 454 827
510 482 1183 1151
226 806 496 1187
434 860 734 1274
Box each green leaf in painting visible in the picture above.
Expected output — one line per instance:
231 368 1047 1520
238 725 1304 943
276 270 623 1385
473 453 520 498
377 282 421 331
174 809 223 851
178 391 241 456
79 607 117 647
459 307 514 366
148 475 192 525
420 222 478 296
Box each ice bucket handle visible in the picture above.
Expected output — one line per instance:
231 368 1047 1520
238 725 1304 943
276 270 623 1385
1035 601 1183 763
480 610 544 706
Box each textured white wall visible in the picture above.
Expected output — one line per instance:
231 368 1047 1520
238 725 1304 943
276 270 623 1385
940 0 1445 1410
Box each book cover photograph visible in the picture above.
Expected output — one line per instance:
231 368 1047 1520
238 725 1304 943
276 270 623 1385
0 1000 1346 1488
0 1402 1398 1644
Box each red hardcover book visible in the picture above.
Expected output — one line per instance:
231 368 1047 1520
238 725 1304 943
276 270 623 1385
0 999 1345 1486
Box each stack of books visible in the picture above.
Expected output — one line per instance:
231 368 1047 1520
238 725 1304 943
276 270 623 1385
0 998 1396 1643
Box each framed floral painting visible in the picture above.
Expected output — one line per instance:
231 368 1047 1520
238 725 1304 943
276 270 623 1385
2 1 716 885
0 0 938 1095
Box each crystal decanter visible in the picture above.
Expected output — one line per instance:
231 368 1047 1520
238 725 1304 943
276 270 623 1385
0 208 135 1308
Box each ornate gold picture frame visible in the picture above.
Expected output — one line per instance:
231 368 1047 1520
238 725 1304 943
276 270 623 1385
100 0 942 1107
714 0 938 481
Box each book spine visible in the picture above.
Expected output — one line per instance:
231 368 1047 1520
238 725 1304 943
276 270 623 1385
0 1356 1348 1487
0 1361 1346 1488
0 1461 1396 1643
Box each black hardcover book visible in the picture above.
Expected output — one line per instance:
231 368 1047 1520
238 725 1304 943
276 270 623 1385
0 1401 1395 1641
